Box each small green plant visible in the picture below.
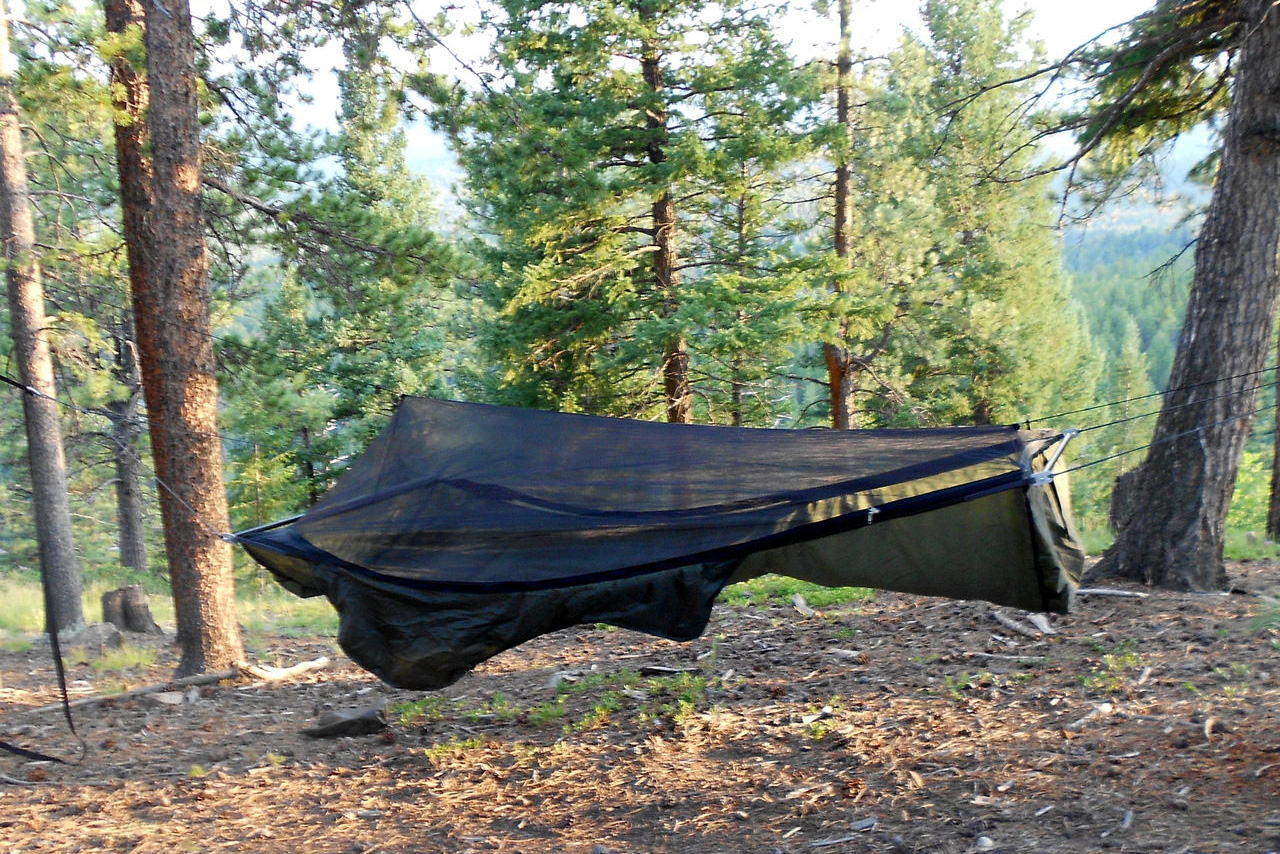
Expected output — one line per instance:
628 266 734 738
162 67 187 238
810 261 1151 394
188 764 208 778
525 697 567 726
1081 642 1143 694
393 695 454 726
942 672 974 698
462 692 520 723
422 736 484 762
568 691 624 732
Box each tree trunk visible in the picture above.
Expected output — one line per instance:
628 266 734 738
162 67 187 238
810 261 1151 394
101 585 161 634
1096 0 1280 589
104 0 152 579
113 0 243 675
825 0 855 430
0 4 85 635
1268 335 1280 541
107 373 149 574
639 6 690 425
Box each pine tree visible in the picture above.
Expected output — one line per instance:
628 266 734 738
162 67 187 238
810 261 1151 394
814 0 1097 429
431 0 813 422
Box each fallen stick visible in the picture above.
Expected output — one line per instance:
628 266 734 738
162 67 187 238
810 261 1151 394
990 610 1044 639
963 651 1046 663
9 668 238 718
1077 587 1148 599
236 656 331 682
8 657 330 719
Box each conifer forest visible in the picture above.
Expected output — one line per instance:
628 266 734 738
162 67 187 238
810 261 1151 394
3 2 1280 853
2 0 1245 583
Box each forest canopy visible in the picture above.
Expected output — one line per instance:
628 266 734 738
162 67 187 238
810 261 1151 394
0 0 1237 596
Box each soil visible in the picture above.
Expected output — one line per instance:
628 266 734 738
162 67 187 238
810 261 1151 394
2 561 1279 854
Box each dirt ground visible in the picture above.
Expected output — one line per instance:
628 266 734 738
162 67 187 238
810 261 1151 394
2 561 1278 854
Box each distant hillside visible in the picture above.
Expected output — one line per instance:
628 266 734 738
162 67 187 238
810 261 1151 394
1062 222 1195 392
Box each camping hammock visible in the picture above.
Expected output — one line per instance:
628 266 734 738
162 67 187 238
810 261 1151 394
236 398 1083 690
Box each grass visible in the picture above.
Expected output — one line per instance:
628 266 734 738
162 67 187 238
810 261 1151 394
89 643 158 675
0 577 49 634
719 575 875 609
0 573 340 638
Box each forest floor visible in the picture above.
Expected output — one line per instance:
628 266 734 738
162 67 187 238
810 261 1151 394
1 561 1279 854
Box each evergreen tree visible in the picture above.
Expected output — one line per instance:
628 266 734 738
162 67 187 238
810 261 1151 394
815 0 1097 429
208 0 457 522
431 0 813 422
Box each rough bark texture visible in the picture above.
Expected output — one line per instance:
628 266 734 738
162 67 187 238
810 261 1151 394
1097 0 1280 589
103 0 152 576
639 4 690 425
1269 342 1280 540
118 0 243 674
824 0 855 430
0 6 85 634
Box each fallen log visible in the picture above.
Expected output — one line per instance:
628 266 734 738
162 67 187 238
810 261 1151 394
9 657 330 718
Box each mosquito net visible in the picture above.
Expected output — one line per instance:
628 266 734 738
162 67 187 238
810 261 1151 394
238 398 1082 689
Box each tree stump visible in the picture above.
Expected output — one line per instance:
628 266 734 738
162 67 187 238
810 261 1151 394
101 585 163 634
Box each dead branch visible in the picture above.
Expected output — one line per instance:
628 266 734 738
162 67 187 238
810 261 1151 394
990 610 1045 639
1077 587 1149 598
236 656 331 682
9 657 330 718
11 668 239 718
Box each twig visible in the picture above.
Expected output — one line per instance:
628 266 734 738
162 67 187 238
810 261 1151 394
990 610 1044 639
9 669 239 718
1077 587 1149 598
235 657 331 682
962 651 1046 663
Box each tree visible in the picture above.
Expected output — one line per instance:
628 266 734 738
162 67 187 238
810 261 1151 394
813 0 1095 429
213 0 455 522
114 0 243 674
0 1 85 635
1090 0 1280 589
431 0 813 422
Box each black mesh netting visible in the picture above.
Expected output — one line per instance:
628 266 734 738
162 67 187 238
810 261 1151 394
238 399 1082 689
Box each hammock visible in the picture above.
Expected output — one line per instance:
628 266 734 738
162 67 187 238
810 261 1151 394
236 398 1082 689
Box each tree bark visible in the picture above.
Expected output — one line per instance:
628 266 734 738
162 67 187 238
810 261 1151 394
824 0 856 429
102 585 161 634
1096 0 1280 589
639 3 690 424
107 323 148 574
104 0 152 578
111 0 243 675
1268 334 1280 541
0 3 85 634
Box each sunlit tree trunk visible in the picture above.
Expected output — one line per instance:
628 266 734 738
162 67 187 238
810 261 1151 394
110 0 243 674
824 0 856 429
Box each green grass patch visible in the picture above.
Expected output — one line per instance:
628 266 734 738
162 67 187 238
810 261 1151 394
719 575 874 609
89 643 158 675
0 577 48 634
0 632 32 653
